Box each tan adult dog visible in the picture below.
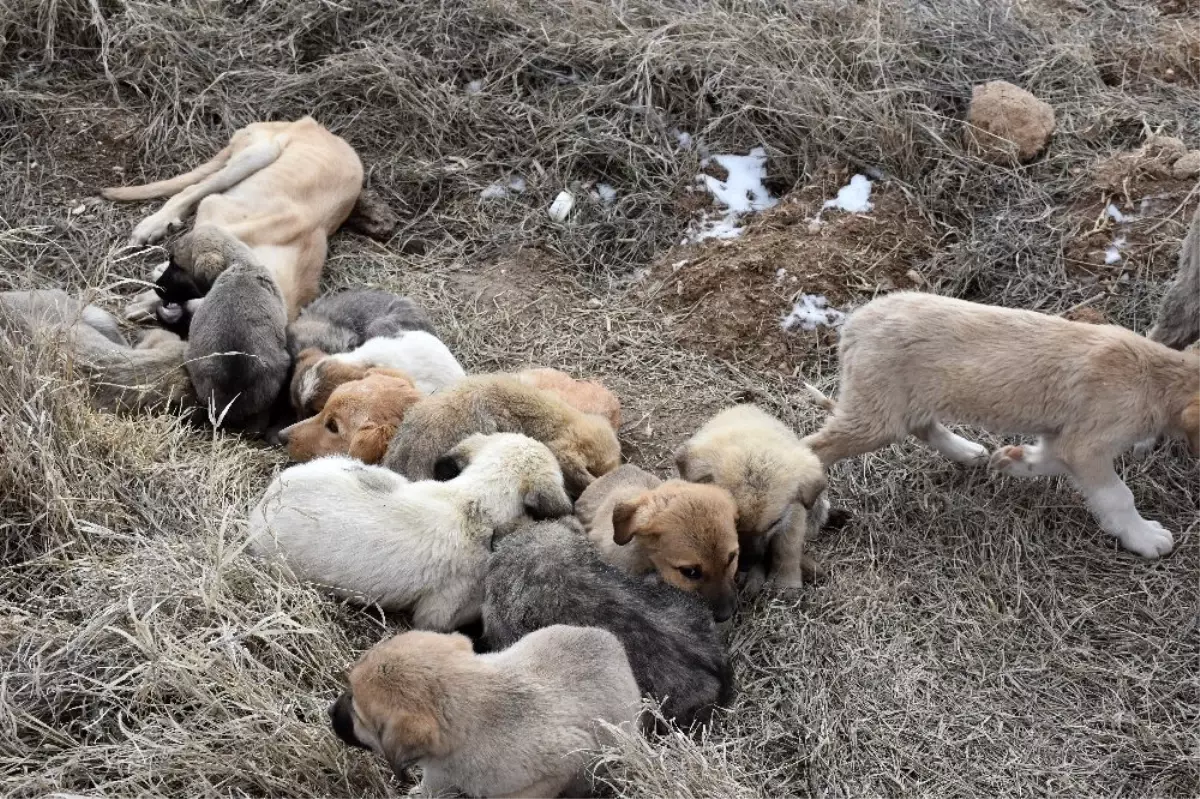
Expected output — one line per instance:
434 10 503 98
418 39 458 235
803 291 1199 559
103 116 362 320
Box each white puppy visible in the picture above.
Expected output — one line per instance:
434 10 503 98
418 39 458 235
247 433 573 629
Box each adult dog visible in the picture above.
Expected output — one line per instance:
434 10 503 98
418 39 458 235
103 116 362 325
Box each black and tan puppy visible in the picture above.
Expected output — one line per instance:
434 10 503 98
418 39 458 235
483 518 734 730
383 374 621 498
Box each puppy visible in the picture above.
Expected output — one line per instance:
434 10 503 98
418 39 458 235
574 464 740 621
515 367 622 430
676 405 828 596
184 232 290 433
293 331 464 417
1148 204 1199 350
383 374 621 498
0 289 195 413
248 433 573 629
330 625 641 798
287 288 434 358
104 116 363 322
484 518 733 730
278 368 422 463
802 291 1199 558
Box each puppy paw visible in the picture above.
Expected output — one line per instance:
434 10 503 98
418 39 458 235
1119 520 1174 559
130 214 180 245
124 295 161 323
989 445 1026 473
738 568 767 600
1130 437 1157 460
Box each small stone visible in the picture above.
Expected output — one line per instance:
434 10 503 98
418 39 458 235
1171 151 1200 179
964 80 1056 163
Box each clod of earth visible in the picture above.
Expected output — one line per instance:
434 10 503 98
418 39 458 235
964 80 1056 163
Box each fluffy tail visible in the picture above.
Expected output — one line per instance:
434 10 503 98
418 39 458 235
101 143 234 201
1148 204 1200 350
74 332 197 414
803 382 837 412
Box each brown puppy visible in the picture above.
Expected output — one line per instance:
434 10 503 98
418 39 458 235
575 464 740 621
384 374 622 498
278 369 422 463
515 367 622 430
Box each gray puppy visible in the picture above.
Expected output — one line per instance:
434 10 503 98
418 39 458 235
1148 204 1199 351
185 234 289 433
287 289 433 358
483 518 734 730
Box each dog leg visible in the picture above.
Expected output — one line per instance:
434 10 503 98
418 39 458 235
915 422 988 464
767 512 823 589
124 288 162 323
494 776 571 799
802 416 894 467
1068 458 1174 558
989 438 1069 477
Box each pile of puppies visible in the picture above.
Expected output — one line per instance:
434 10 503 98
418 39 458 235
3 117 1197 798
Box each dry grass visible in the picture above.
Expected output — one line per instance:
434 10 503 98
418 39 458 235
2 0 1198 796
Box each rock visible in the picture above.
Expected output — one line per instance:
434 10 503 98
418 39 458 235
1172 151 1200 180
964 81 1056 163
342 189 399 241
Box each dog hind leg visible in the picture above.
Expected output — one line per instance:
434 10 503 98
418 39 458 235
802 415 895 467
990 437 1069 476
914 422 988 464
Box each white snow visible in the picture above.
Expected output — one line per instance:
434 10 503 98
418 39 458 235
781 294 846 332
673 129 693 150
480 176 526 200
593 183 617 205
689 147 778 241
823 174 873 213
1105 203 1126 224
465 80 484 94
1104 236 1126 265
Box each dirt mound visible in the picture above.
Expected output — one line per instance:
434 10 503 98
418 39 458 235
636 167 934 377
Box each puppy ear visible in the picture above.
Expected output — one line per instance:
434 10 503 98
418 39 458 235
611 494 649 545
524 484 573 521
675 445 714 483
433 452 465 481
380 711 441 779
557 453 596 498
366 367 413 383
348 423 396 464
795 471 828 509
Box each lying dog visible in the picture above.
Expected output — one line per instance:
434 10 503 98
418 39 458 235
293 331 464 417
0 289 194 413
575 464 740 621
676 405 829 595
278 368 422 463
287 288 433 358
248 433 573 629
183 232 290 433
330 625 641 798
484 518 734 730
1148 204 1199 351
802 291 1199 558
103 116 362 324
384 374 621 498
515 367 622 430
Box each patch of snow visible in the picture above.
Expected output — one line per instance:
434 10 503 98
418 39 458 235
672 129 693 150
775 267 787 285
823 174 873 214
465 80 484 94
593 183 617 205
689 147 778 242
1105 203 1126 224
781 294 846 333
1104 236 1126 265
480 176 526 200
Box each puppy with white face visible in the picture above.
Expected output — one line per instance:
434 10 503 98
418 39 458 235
247 433 573 630
329 625 642 799
676 405 829 596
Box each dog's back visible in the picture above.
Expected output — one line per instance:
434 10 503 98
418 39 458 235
288 289 434 357
484 519 733 730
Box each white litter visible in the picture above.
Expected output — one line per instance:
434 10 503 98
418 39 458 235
689 147 778 241
775 268 788 285
593 183 617 205
1104 236 1126 265
823 174 873 214
673 129 694 150
548 190 576 222
465 80 484 94
480 176 526 200
781 294 846 333
70 203 87 216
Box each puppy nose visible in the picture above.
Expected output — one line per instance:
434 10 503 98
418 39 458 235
711 591 736 623
275 426 292 445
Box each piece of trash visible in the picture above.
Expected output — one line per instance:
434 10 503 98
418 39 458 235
781 294 846 332
70 203 87 215
593 183 617 205
1104 236 1126 265
481 176 526 200
465 80 484 94
548 190 576 221
823 175 873 214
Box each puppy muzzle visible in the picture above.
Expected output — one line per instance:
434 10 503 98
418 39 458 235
328 691 368 750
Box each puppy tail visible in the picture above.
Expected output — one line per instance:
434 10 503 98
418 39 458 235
802 382 837 413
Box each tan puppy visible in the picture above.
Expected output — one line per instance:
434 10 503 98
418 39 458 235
277 369 422 463
329 626 641 798
515 367 622 430
676 405 828 595
384 374 622 498
802 291 1199 558
575 464 740 621
103 116 362 321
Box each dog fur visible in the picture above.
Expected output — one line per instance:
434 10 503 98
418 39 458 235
801 291 1200 558
0 289 196 414
278 368 423 463
248 433 574 629
287 289 434 358
1148 204 1199 351
574 464 740 621
103 116 363 322
514 367 622 430
293 331 464 417
329 625 641 798
676 405 829 595
182 232 290 433
383 374 622 498
483 518 734 730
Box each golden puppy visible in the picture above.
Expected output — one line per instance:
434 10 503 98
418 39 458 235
575 464 740 621
515 367 622 430
676 405 829 595
802 291 1199 558
278 368 421 463
384 374 622 498
329 626 641 798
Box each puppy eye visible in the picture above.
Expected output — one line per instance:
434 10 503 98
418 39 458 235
678 566 702 580
325 418 339 434
727 551 738 565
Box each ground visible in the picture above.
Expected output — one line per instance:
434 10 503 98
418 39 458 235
1 1 1198 797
